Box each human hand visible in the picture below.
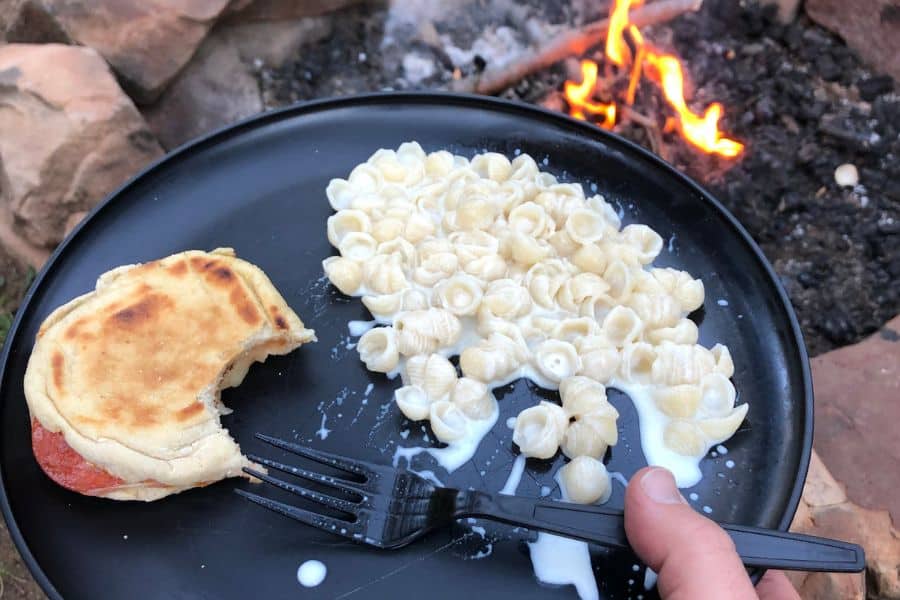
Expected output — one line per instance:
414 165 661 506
624 466 801 600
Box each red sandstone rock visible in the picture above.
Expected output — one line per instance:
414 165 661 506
0 44 162 259
224 0 363 22
2 0 233 103
805 0 900 82
790 451 900 599
812 314 900 525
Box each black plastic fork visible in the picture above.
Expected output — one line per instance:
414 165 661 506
236 434 864 573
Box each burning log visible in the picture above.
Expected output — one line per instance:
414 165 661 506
458 0 704 96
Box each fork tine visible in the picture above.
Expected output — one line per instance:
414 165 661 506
255 433 369 476
243 467 360 514
235 489 361 540
247 454 369 497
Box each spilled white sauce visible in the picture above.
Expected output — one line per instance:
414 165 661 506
608 471 630 489
315 414 331 440
297 560 327 587
467 524 494 560
643 568 658 590
528 533 599 600
348 320 377 336
499 454 527 496
411 468 445 487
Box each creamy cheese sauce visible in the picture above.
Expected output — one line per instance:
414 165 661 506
612 380 709 488
392 399 499 473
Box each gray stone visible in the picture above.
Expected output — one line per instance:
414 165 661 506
143 16 331 149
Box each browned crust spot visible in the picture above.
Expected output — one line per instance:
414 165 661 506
64 319 82 340
175 402 205 421
167 260 188 276
107 293 173 329
229 287 261 326
100 397 161 428
51 352 64 392
269 305 289 330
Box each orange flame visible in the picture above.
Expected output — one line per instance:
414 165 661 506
564 60 616 128
624 25 644 106
563 0 743 158
644 52 744 158
606 0 639 66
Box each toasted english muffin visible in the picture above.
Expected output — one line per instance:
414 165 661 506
23 248 315 501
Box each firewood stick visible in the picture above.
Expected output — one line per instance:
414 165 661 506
458 0 703 95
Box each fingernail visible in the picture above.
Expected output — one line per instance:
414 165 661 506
640 467 687 505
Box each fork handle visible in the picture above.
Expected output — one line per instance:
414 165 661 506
463 495 865 573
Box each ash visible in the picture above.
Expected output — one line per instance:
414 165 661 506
261 0 899 356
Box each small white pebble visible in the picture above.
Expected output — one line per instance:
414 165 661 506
201 564 206 569
122 535 128 540
726 460 735 469
632 564 640 572
358 51 367 62
716 445 728 455
702 505 713 514
834 163 859 187
717 299 729 306
689 492 699 501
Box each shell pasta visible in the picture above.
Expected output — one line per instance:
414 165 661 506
323 143 747 499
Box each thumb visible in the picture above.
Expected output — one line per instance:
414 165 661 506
624 466 758 600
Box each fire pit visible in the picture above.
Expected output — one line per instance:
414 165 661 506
260 0 898 358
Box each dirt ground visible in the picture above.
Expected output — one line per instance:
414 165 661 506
0 247 41 599
0 524 43 600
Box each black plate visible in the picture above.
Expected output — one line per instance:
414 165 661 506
0 93 812 600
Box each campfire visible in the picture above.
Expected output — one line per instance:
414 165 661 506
562 0 744 158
